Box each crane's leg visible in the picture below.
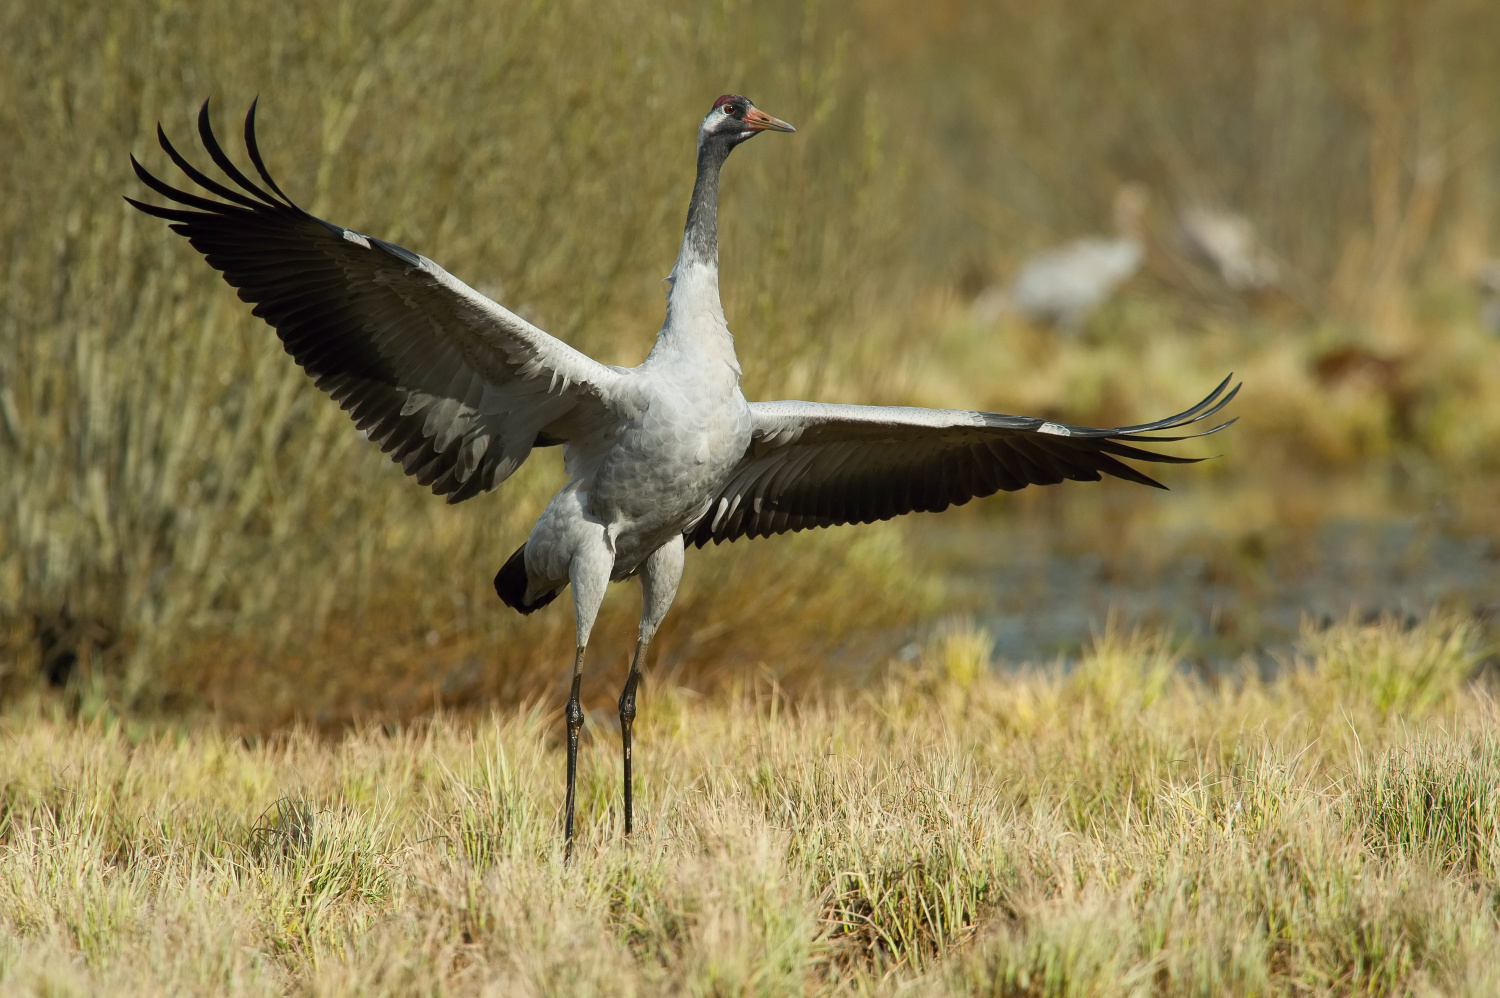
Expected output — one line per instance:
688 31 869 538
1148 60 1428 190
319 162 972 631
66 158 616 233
619 536 684 838
563 536 612 864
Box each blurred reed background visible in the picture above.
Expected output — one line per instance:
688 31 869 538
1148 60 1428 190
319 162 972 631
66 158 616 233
4 0 1500 726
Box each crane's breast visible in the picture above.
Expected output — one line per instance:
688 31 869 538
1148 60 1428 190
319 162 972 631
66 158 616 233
588 386 751 538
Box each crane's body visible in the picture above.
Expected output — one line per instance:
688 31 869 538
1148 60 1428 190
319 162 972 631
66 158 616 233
130 96 1235 859
1006 237 1143 331
517 139 752 617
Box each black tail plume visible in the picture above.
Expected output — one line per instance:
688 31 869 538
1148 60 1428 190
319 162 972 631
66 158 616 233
494 544 560 615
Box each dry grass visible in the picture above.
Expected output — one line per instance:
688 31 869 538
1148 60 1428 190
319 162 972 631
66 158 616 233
2 614 1498 995
5 1 1500 717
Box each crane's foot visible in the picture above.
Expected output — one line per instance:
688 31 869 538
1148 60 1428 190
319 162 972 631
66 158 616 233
563 670 584 864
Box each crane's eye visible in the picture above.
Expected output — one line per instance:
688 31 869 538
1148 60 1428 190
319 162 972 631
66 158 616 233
722 104 739 117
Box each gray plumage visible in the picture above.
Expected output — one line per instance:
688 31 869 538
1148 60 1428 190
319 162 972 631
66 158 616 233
1477 260 1500 335
1177 205 1280 291
130 97 1236 855
973 186 1147 331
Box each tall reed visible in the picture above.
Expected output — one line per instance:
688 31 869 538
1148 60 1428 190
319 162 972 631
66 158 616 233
4 0 1500 720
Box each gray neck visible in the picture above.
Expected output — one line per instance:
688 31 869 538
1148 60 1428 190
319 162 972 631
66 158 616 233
677 138 729 273
653 135 739 371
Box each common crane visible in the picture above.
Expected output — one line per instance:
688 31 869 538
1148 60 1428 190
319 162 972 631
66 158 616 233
972 186 1147 332
1177 205 1281 292
1477 260 1500 335
129 96 1236 859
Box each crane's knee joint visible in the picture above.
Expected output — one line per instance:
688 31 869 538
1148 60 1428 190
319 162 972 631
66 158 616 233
565 667 585 731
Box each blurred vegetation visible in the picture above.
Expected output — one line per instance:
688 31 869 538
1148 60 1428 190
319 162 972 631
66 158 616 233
4 0 1500 722
3 615 1499 994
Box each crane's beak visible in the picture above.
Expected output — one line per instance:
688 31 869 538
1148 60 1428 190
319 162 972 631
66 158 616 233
744 107 795 133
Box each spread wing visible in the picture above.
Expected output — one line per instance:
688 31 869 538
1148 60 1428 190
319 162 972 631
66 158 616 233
687 377 1238 546
127 100 626 504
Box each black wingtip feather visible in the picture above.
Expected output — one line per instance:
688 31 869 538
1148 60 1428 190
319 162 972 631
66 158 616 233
493 544 559 615
123 195 198 223
1106 374 1236 436
195 99 285 210
244 97 298 207
156 121 264 210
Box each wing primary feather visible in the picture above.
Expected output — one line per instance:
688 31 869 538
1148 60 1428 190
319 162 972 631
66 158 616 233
196 99 286 210
155 124 266 209
1110 375 1235 434
1115 414 1239 443
1148 382 1239 431
130 155 236 214
1092 440 1203 464
1029 379 1238 440
1090 453 1167 489
1114 374 1230 432
243 97 300 207
122 196 202 224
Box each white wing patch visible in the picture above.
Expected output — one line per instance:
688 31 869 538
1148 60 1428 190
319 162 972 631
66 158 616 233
342 228 372 249
1037 422 1071 436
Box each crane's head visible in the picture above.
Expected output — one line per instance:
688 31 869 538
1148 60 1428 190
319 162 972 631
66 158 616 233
699 95 795 151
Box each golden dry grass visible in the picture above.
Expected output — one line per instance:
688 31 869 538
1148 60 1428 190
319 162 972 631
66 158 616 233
3 615 1499 995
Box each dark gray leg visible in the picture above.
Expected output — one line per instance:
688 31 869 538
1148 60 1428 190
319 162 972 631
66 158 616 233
618 640 648 835
561 536 611 863
618 537 683 840
563 645 585 863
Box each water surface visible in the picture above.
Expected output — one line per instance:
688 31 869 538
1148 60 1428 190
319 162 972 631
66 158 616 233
914 474 1500 668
